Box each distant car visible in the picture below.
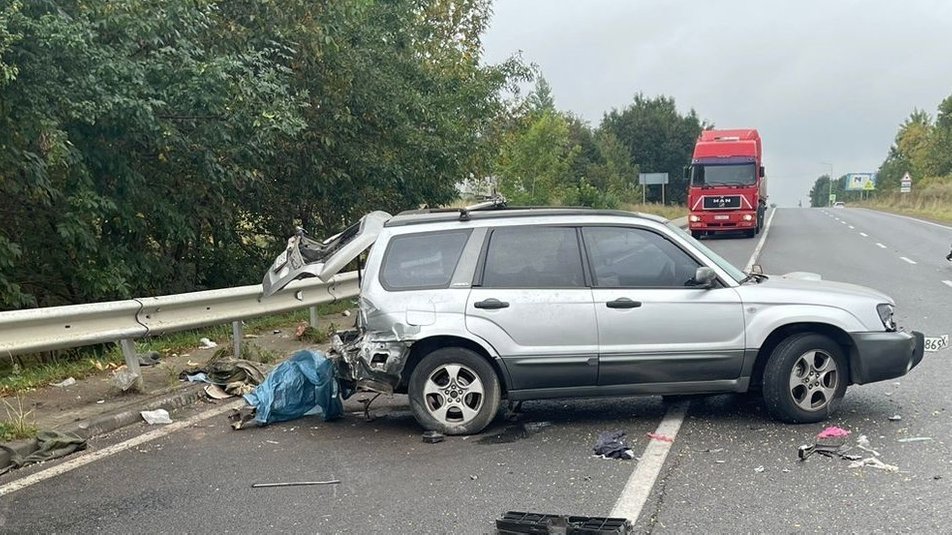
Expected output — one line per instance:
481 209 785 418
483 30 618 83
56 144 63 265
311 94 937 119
263 200 924 434
833 202 846 208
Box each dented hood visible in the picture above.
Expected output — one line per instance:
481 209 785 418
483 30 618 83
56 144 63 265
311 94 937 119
261 211 392 296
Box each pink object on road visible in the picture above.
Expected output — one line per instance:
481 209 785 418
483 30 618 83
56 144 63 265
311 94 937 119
647 432 674 443
817 426 850 439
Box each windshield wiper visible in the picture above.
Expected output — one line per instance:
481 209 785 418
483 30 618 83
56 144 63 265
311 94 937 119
739 272 769 284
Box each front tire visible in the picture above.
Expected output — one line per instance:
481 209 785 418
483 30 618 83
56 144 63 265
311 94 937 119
408 347 501 435
762 333 848 423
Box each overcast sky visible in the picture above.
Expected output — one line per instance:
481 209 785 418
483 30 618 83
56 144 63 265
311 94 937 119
481 0 952 206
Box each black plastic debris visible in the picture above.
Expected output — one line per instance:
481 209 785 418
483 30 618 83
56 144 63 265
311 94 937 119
422 430 445 444
593 431 635 460
496 511 631 535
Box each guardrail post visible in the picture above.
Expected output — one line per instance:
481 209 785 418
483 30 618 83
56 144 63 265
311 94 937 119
309 306 319 329
119 338 144 392
232 321 242 358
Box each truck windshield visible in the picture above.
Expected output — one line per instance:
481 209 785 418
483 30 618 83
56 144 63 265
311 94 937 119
692 163 756 186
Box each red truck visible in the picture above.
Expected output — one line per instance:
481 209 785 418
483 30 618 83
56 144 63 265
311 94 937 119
685 129 767 239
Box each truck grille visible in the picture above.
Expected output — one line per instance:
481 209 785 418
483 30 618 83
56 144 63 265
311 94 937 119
702 195 742 210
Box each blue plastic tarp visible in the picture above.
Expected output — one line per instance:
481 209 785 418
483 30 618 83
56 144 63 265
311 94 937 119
242 349 343 425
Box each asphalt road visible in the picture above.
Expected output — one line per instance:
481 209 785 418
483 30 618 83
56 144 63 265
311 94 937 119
1 207 949 534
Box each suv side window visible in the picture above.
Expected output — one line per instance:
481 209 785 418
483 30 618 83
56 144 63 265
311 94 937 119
481 227 585 288
583 227 701 288
380 230 471 290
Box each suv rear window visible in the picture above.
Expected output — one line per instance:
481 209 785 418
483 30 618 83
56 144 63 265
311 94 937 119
380 230 471 290
481 227 585 288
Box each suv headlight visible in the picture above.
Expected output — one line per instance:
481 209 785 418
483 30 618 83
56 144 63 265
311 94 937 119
876 303 896 331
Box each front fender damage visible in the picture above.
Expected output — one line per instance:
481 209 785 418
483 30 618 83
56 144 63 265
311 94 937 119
329 326 416 395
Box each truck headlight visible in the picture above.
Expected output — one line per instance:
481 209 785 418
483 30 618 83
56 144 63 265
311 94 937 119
743 214 753 221
690 215 701 222
876 303 896 331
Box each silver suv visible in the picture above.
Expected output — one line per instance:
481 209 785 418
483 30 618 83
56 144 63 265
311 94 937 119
263 203 924 435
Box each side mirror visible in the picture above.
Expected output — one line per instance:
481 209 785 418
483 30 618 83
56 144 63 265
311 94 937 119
759 165 765 178
692 266 717 288
683 166 691 180
751 264 764 275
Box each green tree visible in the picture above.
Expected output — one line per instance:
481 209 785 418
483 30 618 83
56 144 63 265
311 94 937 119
600 94 705 204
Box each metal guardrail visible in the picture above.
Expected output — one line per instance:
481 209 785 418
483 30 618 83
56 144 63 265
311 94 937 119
0 272 360 390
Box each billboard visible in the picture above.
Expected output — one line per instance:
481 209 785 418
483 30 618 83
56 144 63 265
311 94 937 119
845 173 875 191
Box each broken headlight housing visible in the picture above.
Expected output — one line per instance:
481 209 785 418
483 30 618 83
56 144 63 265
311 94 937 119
876 303 896 332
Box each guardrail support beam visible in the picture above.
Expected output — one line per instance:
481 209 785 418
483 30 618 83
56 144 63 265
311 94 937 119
119 338 144 392
309 306 319 329
232 321 242 358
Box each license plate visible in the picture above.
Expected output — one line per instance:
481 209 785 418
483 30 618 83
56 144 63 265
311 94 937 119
714 215 730 220
925 335 949 352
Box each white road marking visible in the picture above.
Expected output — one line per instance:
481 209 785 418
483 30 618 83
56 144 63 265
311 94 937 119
610 401 689 522
744 207 777 272
859 208 952 230
840 221 847 225
848 225 855 229
0 400 245 497
876 243 887 249
610 209 777 523
900 256 917 264
860 232 868 237
942 280 952 289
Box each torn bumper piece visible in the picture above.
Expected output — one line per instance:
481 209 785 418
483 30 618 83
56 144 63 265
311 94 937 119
849 330 924 385
331 330 411 394
240 349 343 426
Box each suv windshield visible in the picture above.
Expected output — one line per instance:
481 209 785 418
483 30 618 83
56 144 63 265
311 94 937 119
666 222 746 283
691 163 756 186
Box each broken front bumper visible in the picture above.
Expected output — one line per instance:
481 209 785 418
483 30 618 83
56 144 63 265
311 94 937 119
849 330 925 385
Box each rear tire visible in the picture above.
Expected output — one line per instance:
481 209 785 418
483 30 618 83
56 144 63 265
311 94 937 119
691 231 702 239
408 347 501 435
762 333 847 423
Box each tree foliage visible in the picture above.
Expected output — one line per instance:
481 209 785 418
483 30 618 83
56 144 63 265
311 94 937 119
0 0 524 310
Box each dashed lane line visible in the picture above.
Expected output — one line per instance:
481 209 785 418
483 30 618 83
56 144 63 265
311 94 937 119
900 256 917 265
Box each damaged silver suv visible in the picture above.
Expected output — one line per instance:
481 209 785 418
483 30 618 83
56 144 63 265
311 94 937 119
263 201 924 435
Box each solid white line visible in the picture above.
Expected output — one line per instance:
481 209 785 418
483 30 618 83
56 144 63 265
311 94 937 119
860 232 868 237
900 256 917 264
876 243 887 249
744 207 777 272
610 401 689 522
943 280 952 289
0 400 244 497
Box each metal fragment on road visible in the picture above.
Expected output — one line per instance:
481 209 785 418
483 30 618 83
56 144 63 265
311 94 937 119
754 466 765 473
888 415 902 421
251 480 341 488
897 437 933 443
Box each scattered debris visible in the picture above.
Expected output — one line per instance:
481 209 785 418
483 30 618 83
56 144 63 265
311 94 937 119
342 310 351 317
0 431 87 475
112 368 140 391
857 435 880 457
496 512 631 535
51 377 77 388
180 352 267 398
470 474 478 480
265 440 280 445
715 460 726 464
817 426 850 440
272 330 282 335
934 475 943 480
140 409 172 425
251 480 341 488
593 431 635 460
897 437 933 443
186 360 199 367
198 337 218 349
295 322 309 338
204 384 232 400
244 334 261 339
137 351 162 367
702 448 724 454
646 432 674 443
236 349 343 429
782 468 790 473
96 400 105 404
888 415 903 421
422 430 445 444
359 393 382 421
754 466 765 473
849 457 899 472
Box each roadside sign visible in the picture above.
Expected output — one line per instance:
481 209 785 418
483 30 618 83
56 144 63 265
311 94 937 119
900 172 912 193
639 173 669 186
829 193 836 203
863 180 875 191
846 173 875 191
